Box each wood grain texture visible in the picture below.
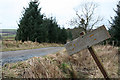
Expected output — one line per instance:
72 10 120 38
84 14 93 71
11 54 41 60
65 25 111 55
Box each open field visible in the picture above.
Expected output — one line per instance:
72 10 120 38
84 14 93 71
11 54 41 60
1 29 16 32
1 40 64 52
2 45 119 78
0 29 16 40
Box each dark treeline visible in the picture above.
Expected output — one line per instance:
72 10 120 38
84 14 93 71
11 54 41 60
108 1 120 46
15 1 72 44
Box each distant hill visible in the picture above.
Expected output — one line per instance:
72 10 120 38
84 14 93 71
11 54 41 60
67 27 84 39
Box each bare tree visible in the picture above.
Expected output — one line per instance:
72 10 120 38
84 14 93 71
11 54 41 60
70 2 102 33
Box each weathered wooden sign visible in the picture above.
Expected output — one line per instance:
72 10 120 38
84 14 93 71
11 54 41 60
65 25 111 55
65 25 111 79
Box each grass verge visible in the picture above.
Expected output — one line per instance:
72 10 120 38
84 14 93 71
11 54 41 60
2 45 119 78
1 40 63 52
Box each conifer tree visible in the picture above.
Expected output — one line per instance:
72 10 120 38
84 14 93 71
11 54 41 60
58 28 68 44
47 17 58 43
109 1 120 46
67 31 73 41
15 1 43 42
16 1 68 44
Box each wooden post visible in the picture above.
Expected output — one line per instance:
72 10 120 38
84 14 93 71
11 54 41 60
80 31 110 80
88 47 110 80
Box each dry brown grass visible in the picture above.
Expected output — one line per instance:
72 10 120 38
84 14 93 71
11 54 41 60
2 45 119 78
1 40 63 51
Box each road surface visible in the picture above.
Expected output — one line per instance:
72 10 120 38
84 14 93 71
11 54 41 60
2 47 64 65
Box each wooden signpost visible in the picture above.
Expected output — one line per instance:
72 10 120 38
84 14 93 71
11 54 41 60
65 25 111 80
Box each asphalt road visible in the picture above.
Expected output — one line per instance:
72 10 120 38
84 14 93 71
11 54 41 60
2 47 64 65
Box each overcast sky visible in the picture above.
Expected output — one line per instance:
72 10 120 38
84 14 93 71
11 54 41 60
0 0 119 29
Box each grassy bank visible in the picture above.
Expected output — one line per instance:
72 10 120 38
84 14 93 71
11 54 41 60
2 45 119 78
1 40 63 52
